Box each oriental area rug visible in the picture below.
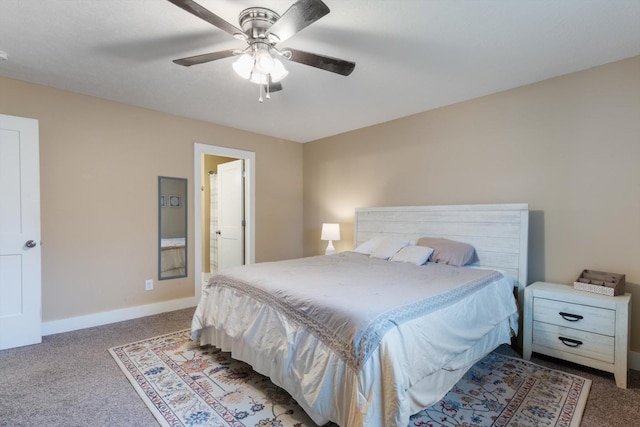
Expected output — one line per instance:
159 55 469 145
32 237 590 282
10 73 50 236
109 330 590 427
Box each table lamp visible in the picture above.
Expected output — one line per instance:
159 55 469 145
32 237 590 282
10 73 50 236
321 223 340 255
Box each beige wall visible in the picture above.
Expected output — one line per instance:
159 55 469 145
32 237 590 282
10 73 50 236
1 76 303 322
303 56 640 349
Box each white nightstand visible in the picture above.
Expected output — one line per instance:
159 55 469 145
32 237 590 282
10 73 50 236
523 281 631 388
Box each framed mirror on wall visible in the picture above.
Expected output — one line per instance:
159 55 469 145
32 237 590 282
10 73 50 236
158 176 187 280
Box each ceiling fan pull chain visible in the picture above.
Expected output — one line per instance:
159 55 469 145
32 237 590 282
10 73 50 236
266 75 271 100
259 83 264 103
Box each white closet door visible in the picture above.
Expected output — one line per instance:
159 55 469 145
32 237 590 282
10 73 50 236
0 114 42 350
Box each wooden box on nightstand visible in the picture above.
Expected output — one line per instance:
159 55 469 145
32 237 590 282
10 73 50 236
523 281 631 388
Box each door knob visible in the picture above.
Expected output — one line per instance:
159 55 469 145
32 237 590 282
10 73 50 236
25 240 37 248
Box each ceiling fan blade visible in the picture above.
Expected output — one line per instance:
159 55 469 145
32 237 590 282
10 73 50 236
167 0 243 37
266 0 330 43
285 48 355 76
173 49 236 66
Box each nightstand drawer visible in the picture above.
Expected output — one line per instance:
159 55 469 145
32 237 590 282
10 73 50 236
533 321 615 363
533 297 615 336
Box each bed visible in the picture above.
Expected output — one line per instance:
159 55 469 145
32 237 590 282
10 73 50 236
160 237 186 276
192 203 529 426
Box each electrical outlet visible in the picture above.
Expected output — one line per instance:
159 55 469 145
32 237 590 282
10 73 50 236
145 279 153 291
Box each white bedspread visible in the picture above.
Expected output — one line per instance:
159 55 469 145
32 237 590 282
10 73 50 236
192 252 518 427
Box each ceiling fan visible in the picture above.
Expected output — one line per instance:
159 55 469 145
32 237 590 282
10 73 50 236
167 0 356 102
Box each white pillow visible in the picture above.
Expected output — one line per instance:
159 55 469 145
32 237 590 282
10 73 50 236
370 237 412 260
354 236 385 255
390 245 434 266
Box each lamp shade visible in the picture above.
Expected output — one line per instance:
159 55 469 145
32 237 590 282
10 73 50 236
232 53 254 79
321 223 340 241
270 58 288 82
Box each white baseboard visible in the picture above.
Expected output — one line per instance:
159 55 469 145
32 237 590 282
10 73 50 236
41 296 198 336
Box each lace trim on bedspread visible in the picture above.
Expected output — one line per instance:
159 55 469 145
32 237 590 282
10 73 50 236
212 270 502 372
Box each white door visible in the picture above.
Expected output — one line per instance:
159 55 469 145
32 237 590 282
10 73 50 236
217 159 244 270
0 114 41 350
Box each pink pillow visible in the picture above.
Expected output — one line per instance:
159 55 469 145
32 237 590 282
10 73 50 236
416 237 478 266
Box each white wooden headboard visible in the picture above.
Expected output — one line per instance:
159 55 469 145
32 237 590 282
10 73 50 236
354 204 529 303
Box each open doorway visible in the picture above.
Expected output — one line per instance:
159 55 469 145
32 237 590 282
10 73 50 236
194 143 255 297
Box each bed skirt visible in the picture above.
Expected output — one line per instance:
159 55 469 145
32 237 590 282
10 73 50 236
195 313 513 427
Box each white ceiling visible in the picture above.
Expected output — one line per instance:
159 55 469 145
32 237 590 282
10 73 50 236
1 0 639 143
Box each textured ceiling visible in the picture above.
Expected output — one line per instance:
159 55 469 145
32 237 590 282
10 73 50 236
0 0 639 142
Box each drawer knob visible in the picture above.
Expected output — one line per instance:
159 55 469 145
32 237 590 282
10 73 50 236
558 337 583 347
559 312 583 322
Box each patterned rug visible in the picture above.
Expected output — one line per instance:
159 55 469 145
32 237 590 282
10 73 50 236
109 330 591 427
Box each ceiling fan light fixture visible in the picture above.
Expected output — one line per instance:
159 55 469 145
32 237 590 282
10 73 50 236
234 47 288 86
232 53 254 79
249 72 269 85
254 48 275 74
270 58 288 82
